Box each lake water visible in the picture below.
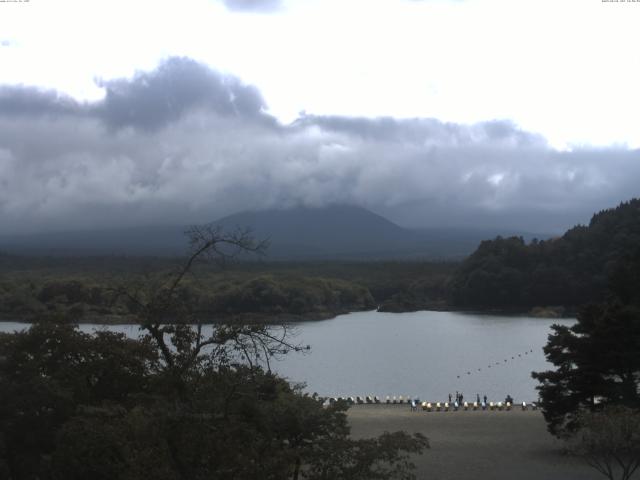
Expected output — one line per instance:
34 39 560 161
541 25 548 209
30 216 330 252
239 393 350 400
0 310 574 403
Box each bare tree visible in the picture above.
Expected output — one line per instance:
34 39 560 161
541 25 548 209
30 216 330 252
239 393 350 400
568 406 640 480
111 224 303 389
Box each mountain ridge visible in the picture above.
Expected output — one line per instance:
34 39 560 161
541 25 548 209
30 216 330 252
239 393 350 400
0 204 547 260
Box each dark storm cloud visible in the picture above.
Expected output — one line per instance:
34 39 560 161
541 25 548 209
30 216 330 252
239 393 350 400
0 57 272 131
0 56 638 235
221 0 282 13
0 85 84 117
95 57 272 131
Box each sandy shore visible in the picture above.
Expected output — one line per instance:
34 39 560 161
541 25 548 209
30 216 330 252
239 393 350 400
347 404 601 480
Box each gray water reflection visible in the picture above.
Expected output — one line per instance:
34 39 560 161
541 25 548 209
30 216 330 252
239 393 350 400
0 310 574 402
277 310 574 403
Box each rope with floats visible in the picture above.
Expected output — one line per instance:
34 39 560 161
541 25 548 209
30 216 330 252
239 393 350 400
456 349 535 379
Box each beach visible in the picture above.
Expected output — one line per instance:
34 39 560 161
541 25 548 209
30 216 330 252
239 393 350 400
347 404 602 480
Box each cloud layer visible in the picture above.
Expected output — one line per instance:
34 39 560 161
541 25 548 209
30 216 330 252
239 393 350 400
0 57 638 235
221 0 282 13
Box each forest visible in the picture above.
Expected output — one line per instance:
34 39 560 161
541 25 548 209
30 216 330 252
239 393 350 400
0 256 454 323
1 199 640 323
449 199 640 311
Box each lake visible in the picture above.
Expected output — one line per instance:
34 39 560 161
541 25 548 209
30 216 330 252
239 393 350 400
0 310 573 403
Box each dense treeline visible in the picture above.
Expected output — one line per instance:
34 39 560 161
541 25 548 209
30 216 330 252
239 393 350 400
0 274 374 322
450 199 640 310
201 275 375 317
0 258 454 322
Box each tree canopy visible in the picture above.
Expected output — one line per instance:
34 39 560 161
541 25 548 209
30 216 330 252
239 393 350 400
532 302 640 436
531 216 640 437
0 225 428 480
450 198 640 310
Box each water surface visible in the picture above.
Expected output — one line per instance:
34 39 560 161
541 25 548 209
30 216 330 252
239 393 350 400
0 310 573 402
276 310 573 402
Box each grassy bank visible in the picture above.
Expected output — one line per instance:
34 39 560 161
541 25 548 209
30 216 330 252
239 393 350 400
347 404 600 480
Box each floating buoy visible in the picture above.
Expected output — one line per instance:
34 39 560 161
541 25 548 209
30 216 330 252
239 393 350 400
522 402 527 411
463 401 469 411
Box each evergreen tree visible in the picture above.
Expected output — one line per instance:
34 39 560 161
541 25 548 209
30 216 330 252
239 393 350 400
533 302 640 436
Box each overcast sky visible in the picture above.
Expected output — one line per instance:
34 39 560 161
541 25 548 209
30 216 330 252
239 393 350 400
0 0 639 235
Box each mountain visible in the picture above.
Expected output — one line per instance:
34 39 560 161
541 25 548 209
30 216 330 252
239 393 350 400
0 205 548 259
215 205 548 259
214 205 421 259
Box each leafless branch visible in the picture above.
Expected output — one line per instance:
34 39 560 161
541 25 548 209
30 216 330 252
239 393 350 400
109 223 297 379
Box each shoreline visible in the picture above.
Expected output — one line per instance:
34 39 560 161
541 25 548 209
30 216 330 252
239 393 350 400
0 304 576 325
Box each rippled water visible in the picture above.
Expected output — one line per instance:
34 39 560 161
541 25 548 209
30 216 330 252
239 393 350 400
0 310 574 403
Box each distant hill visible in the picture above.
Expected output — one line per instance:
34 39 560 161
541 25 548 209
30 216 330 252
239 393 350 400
0 205 547 260
450 198 640 309
213 205 548 259
0 225 188 257
214 205 418 259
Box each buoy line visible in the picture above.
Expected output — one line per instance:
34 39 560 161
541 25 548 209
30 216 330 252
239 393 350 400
455 349 535 379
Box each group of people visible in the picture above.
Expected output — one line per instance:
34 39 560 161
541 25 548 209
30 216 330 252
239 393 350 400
408 392 517 411
448 392 491 406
